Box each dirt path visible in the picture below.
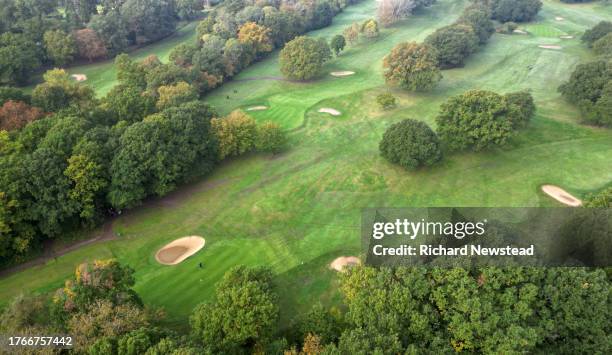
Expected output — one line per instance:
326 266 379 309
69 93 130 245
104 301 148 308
0 221 116 278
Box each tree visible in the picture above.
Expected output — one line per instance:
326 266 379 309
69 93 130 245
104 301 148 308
361 19 380 38
376 93 397 110
237 22 273 55
593 33 612 57
343 22 360 44
330 34 346 56
489 0 542 23
436 90 516 151
379 119 442 169
383 42 442 91
193 35 226 77
425 24 479 68
115 54 147 89
280 36 331 80
256 121 287 154
65 0 98 26
377 0 416 27
582 21 612 48
0 86 30 106
120 0 178 45
64 153 108 221
190 266 279 353
156 81 198 110
74 28 108 61
176 0 203 20
31 69 96 112
458 4 495 44
300 304 342 344
169 43 198 67
103 84 156 124
211 110 258 159
0 32 41 84
505 91 535 128
88 10 130 56
223 38 251 77
44 30 77 66
0 100 45 131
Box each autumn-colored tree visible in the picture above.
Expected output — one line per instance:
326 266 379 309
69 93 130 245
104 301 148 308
74 28 108 62
0 100 45 131
279 36 331 80
211 110 258 159
64 154 108 220
343 23 360 44
361 19 380 38
237 22 273 55
156 81 198 110
383 42 441 91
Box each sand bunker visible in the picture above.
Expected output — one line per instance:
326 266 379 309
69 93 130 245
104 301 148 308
539 45 562 50
330 256 361 272
513 29 528 35
318 108 341 116
71 74 87 82
246 106 268 111
555 16 564 21
155 236 205 265
560 35 574 39
330 71 355 77
541 185 582 207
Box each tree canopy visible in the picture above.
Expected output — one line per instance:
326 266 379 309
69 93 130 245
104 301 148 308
383 42 442 90
280 36 331 80
379 118 442 169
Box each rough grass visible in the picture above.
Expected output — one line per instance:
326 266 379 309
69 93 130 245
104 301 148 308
1 0 611 329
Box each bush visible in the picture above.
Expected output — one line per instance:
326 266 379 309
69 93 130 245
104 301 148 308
330 35 346 56
505 91 536 128
490 0 542 23
582 21 612 48
583 187 612 207
256 122 287 154
0 87 30 106
425 24 479 69
280 36 331 80
376 93 397 110
379 119 442 170
436 90 516 151
383 42 442 90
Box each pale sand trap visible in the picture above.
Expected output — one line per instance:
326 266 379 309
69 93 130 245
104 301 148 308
541 185 582 207
246 106 268 111
555 16 564 21
319 108 341 116
539 45 562 50
330 71 355 77
513 29 528 35
330 256 361 272
155 236 205 265
560 35 574 39
71 74 87 82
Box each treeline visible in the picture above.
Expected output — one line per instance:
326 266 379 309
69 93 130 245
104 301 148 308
166 0 362 89
0 0 204 84
559 21 611 127
2 260 609 353
0 62 285 266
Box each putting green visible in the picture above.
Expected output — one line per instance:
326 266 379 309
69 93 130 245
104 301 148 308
1 0 611 328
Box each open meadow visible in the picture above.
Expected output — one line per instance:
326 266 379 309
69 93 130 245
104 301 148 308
1 0 611 329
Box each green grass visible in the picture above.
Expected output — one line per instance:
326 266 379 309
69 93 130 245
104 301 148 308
2 0 611 329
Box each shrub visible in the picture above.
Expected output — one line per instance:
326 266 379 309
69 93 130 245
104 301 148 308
376 93 397 110
279 36 331 80
582 21 612 48
425 24 479 69
383 42 442 90
583 187 612 207
330 35 346 56
256 122 287 154
436 90 516 151
379 119 442 169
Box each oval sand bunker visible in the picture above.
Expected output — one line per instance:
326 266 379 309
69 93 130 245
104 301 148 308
330 71 355 77
246 106 268 111
541 185 582 207
155 236 205 265
319 108 341 116
330 256 361 272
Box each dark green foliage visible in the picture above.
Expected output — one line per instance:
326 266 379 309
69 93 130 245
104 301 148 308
0 86 30 106
593 33 612 57
0 32 41 84
558 60 612 127
89 10 130 56
436 90 517 151
582 21 612 48
425 24 479 68
300 304 343 344
280 36 331 80
583 187 612 207
190 266 279 353
376 92 397 110
115 54 148 89
103 84 156 124
383 42 442 90
489 0 542 23
459 4 495 44
330 34 346 56
379 119 442 169
121 0 178 45
256 121 287 154
505 91 536 128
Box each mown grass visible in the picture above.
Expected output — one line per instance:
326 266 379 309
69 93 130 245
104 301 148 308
1 0 611 329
